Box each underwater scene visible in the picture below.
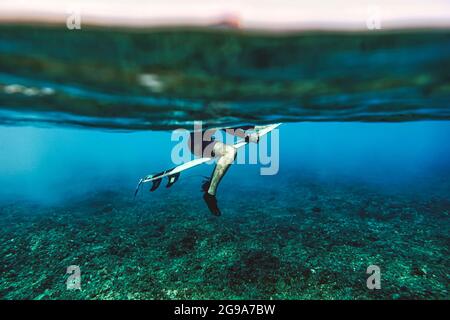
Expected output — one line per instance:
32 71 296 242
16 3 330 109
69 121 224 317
0 25 449 300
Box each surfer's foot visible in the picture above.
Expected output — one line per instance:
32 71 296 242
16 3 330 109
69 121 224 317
203 192 221 216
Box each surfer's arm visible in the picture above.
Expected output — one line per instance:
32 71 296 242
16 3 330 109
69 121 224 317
223 125 271 143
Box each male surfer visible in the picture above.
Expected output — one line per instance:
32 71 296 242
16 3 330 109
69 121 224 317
135 123 279 216
188 125 263 216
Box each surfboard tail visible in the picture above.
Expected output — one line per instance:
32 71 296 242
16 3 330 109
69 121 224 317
134 169 182 198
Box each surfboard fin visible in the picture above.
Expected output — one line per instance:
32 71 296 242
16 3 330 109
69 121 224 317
166 172 180 188
150 178 162 191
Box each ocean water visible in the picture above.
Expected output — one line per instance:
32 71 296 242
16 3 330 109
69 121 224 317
0 26 449 299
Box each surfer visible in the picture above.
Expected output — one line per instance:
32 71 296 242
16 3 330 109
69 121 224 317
188 125 260 216
135 123 280 216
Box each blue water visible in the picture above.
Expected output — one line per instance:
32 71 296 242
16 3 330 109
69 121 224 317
1 121 449 299
1 121 449 206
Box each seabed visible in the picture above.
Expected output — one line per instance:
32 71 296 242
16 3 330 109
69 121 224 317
0 173 448 300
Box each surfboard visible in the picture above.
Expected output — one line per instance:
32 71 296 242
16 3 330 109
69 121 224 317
134 123 281 196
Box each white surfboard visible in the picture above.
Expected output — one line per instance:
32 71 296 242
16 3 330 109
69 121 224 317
135 123 281 196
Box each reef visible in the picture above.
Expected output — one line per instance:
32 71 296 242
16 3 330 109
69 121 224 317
0 174 448 300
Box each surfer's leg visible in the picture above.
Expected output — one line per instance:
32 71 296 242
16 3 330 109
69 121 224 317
207 142 236 196
202 142 236 216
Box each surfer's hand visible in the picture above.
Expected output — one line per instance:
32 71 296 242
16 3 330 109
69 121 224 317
245 132 259 143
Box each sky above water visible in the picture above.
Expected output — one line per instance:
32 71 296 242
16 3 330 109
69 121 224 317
1 0 450 29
